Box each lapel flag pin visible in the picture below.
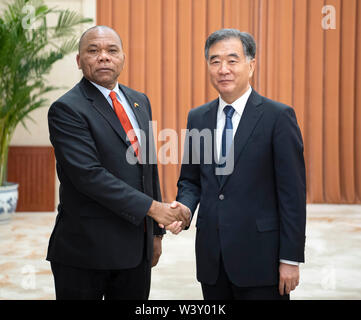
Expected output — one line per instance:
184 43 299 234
134 102 139 108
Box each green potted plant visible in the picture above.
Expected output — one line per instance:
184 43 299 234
0 0 92 222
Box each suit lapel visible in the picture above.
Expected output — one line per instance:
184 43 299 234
79 78 152 156
219 90 264 189
80 78 132 150
204 99 219 134
119 85 153 164
202 99 221 186
119 84 150 136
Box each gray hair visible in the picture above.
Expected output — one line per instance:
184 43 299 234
204 29 256 60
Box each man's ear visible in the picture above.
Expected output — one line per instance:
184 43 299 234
120 53 126 72
76 54 81 70
249 59 256 78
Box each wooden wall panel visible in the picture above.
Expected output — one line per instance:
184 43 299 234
265 0 276 100
7 147 55 212
306 0 325 202
340 0 357 202
97 0 361 204
177 0 193 146
324 0 341 203
129 0 146 92
356 0 361 202
113 0 130 85
292 0 307 134
256 0 268 95
278 0 293 105
192 0 207 108
161 0 179 200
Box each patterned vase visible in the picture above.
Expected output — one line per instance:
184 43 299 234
0 182 19 224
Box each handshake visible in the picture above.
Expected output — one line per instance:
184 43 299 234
147 200 191 235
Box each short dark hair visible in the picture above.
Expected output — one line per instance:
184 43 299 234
78 25 123 52
204 29 256 60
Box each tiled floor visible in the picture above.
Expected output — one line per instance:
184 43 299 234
0 204 361 300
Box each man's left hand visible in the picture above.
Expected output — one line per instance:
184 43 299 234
152 236 162 267
279 262 299 295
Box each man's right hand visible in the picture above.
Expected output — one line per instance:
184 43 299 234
159 201 191 235
147 200 190 227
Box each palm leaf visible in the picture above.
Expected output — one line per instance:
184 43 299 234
0 0 93 185
53 9 92 37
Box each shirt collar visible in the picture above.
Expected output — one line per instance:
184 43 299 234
90 80 122 102
218 86 253 117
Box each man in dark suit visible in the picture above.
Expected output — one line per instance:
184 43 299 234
47 25 189 300
169 29 306 300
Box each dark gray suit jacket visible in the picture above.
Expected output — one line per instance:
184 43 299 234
177 90 306 287
47 77 164 270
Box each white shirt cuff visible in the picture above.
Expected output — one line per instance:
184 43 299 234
280 259 299 266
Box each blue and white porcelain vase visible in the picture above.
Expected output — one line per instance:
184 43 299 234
0 182 19 223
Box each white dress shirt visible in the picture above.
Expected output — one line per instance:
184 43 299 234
215 86 299 266
90 81 142 146
215 86 252 161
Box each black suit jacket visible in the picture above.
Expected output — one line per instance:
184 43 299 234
177 90 306 287
47 77 164 270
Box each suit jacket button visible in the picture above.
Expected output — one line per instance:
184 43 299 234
219 194 224 200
